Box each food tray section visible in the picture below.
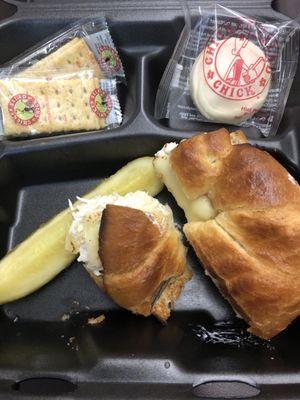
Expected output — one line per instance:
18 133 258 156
0 1 300 399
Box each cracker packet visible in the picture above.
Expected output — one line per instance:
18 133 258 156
0 69 122 138
5 18 125 81
155 4 299 137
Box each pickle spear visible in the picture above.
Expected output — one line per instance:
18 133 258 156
0 156 163 304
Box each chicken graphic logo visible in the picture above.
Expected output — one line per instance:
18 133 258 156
203 37 270 101
89 88 112 118
99 45 121 75
8 94 40 126
223 38 265 86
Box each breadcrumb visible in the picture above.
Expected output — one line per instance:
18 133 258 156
87 314 105 325
61 313 70 321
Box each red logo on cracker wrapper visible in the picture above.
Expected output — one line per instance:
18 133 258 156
89 88 112 118
8 93 40 126
99 45 121 74
203 37 270 101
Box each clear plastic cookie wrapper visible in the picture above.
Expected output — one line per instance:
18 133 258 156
4 18 125 82
155 4 299 136
0 69 122 138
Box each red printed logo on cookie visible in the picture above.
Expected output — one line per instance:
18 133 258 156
203 37 271 101
89 88 112 118
8 93 40 126
99 45 121 74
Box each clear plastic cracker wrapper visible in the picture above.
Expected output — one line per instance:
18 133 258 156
0 70 122 138
5 18 125 81
155 4 300 136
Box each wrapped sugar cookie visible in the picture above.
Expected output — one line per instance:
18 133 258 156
155 4 299 136
190 37 271 124
0 70 122 138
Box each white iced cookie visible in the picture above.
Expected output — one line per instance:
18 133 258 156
190 37 271 124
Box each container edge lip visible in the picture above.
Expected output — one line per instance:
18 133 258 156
0 129 286 157
2 0 273 10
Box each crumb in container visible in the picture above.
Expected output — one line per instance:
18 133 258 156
87 314 105 325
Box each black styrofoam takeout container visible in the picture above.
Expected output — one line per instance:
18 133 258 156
0 0 300 399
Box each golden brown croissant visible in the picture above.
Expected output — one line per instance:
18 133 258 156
66 191 191 322
154 128 300 339
99 204 191 321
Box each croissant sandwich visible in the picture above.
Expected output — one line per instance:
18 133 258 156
66 191 192 322
154 128 300 339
